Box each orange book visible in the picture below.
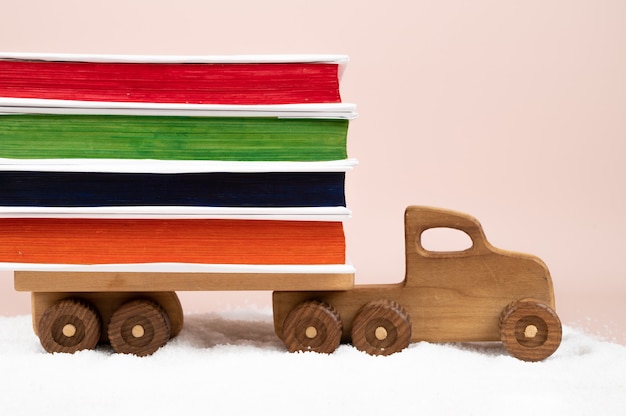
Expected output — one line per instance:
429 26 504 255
0 218 346 265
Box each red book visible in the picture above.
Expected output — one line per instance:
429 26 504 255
0 218 346 266
0 53 346 104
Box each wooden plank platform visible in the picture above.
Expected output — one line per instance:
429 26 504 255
14 271 355 292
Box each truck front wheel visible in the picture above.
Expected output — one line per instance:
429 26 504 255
351 299 412 356
499 299 562 361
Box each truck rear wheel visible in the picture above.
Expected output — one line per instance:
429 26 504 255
107 299 171 356
282 300 342 354
38 298 102 354
351 299 412 356
499 299 562 361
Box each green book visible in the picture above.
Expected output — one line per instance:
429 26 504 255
0 102 354 162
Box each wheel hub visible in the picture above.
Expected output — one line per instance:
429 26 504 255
62 323 77 338
524 324 538 339
305 326 318 339
374 326 388 341
131 324 146 338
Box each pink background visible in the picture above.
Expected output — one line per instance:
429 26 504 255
1 0 624 343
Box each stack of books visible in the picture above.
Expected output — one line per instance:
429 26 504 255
0 53 357 272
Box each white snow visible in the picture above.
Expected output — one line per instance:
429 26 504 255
0 309 624 416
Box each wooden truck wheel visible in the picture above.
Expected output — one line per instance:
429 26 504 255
499 299 562 362
351 299 412 356
107 299 171 357
38 298 102 354
282 300 342 354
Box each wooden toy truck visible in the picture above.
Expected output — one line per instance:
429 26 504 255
13 205 562 361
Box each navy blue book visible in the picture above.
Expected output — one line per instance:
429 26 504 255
0 170 346 208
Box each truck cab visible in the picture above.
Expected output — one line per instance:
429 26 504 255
273 206 562 361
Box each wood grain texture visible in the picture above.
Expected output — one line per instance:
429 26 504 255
37 298 102 353
15 271 355 292
281 300 342 354
350 299 411 356
273 206 561 359
30 291 183 344
499 298 562 361
107 299 171 356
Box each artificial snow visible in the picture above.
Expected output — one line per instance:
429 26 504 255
0 309 624 415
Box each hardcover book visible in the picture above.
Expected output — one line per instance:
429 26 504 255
0 100 354 161
0 53 348 105
0 170 348 207
0 218 346 265
0 100 355 162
